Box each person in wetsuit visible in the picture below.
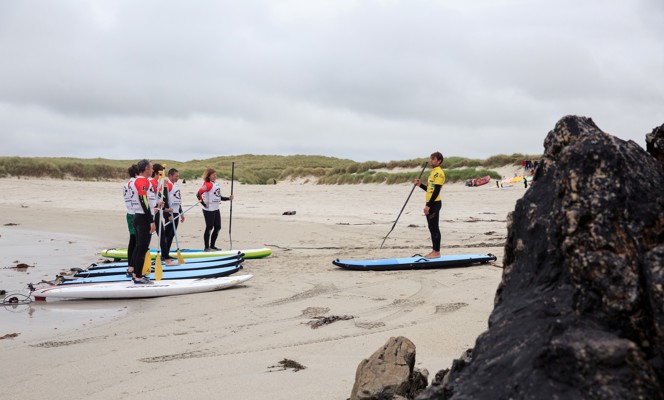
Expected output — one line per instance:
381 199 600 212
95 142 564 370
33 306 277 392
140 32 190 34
196 168 234 251
123 164 138 277
413 151 445 258
160 168 184 264
129 159 156 284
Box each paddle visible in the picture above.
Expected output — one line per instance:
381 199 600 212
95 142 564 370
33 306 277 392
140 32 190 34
168 173 185 264
141 250 152 276
163 201 201 228
162 171 184 264
172 219 186 265
229 161 235 249
379 162 428 249
154 167 167 280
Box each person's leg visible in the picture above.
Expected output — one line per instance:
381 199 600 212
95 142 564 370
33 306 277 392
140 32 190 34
164 217 179 264
166 216 178 254
132 214 151 279
426 202 442 258
126 214 136 275
210 210 221 249
203 210 214 249
127 234 136 275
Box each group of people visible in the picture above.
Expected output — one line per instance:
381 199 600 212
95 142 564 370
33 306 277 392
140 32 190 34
121 152 443 284
122 160 233 284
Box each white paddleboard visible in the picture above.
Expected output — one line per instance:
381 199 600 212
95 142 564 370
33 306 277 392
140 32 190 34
32 274 253 300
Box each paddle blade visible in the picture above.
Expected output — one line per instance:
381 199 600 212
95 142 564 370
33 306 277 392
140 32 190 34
142 250 152 275
177 249 185 265
155 257 163 281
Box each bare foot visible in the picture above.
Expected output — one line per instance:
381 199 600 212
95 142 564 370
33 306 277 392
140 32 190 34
165 259 177 266
424 251 441 259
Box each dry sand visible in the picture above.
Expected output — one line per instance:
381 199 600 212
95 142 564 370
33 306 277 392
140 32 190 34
0 171 526 399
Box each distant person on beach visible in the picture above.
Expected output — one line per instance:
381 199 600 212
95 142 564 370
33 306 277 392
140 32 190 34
123 164 138 277
196 168 234 251
129 159 156 284
160 168 184 265
413 151 445 258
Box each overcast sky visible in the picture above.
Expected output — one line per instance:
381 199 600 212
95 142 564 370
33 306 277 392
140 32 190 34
1 0 662 162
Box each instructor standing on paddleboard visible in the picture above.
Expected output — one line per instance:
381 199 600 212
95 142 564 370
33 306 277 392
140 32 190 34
413 151 445 258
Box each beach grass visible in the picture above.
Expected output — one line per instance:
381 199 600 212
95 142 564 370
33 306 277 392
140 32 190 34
0 153 541 184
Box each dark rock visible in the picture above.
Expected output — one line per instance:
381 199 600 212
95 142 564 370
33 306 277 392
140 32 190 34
646 123 664 164
417 115 664 400
351 336 428 400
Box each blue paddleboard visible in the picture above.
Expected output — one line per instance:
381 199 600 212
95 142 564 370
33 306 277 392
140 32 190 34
59 263 242 284
333 253 497 271
75 257 244 277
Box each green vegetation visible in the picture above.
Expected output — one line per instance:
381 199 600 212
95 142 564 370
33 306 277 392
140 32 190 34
0 153 541 184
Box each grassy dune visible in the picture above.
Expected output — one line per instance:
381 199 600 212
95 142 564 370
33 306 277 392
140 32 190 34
0 153 541 184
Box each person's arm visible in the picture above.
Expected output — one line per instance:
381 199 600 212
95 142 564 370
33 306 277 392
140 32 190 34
196 182 211 208
136 178 154 223
426 184 442 207
419 183 427 191
162 182 171 211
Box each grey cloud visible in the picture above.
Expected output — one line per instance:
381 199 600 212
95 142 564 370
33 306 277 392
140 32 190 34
0 0 662 161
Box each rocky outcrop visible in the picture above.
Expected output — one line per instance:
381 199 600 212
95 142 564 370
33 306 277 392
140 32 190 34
351 336 428 400
417 116 664 399
646 123 664 164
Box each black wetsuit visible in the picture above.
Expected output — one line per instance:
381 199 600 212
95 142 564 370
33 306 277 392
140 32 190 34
420 183 442 251
130 177 154 278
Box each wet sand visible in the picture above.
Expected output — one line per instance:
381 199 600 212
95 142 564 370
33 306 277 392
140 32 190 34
0 173 525 399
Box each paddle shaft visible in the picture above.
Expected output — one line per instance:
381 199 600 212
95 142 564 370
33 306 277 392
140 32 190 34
229 161 235 248
163 201 200 228
380 162 428 249
156 171 166 242
165 177 184 258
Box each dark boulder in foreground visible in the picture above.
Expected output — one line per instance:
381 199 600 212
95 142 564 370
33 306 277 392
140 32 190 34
351 336 428 400
416 116 664 399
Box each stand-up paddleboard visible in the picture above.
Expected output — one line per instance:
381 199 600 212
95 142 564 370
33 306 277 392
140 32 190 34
32 274 253 300
59 263 242 285
75 257 243 278
83 253 242 272
333 254 497 271
101 247 272 260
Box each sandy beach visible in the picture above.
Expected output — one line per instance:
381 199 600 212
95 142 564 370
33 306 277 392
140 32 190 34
0 172 526 399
